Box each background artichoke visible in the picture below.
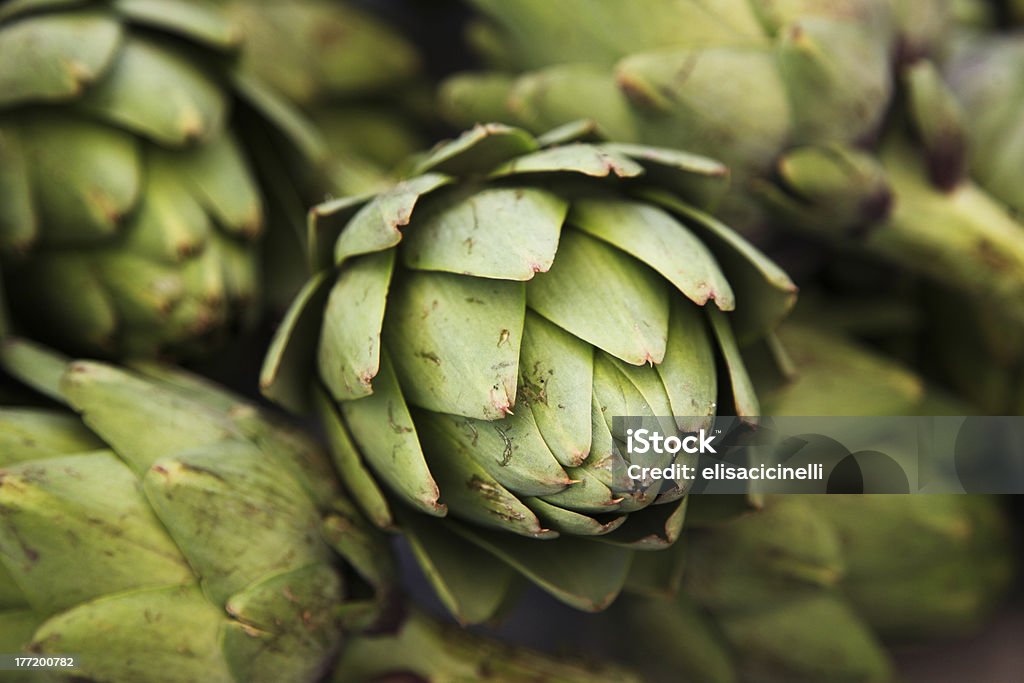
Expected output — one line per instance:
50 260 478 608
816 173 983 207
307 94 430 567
261 122 796 623
0 337 373 682
0 0 322 359
619 494 1014 683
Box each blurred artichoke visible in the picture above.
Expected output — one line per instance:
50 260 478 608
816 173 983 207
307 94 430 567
621 494 1014 683
0 337 384 682
0 0 319 358
261 122 796 623
441 0 906 229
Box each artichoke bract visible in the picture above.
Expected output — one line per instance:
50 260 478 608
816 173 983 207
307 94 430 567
261 123 796 622
0 338 387 683
0 0 315 358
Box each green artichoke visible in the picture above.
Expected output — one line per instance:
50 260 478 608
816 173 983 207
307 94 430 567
0 337 385 682
621 494 1013 683
0 0 316 358
441 0 906 228
261 122 796 623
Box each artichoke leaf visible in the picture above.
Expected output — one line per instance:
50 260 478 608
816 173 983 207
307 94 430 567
22 114 141 244
317 251 394 401
79 37 226 146
658 299 718 432
170 132 263 237
386 271 524 420
397 509 516 626
412 123 538 176
540 464 622 513
260 271 331 413
571 197 734 309
402 185 567 281
415 408 572 497
332 173 451 266
415 417 554 538
528 229 669 365
708 308 760 418
61 361 241 474
0 452 193 614
143 440 328 606
605 142 729 208
519 311 592 468
595 497 687 549
490 143 643 179
222 564 343 683
523 497 627 536
648 190 796 342
314 387 394 529
448 521 633 612
0 10 121 106
30 585 234 683
113 0 242 50
341 351 443 517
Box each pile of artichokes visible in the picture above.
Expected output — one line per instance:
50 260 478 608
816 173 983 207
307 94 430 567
0 1 1020 682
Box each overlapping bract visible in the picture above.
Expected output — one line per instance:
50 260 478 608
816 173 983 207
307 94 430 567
0 339 385 683
262 123 796 619
0 0 293 357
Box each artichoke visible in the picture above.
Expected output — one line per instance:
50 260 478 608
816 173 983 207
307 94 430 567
440 0 902 228
0 337 381 682
0 0 317 358
620 494 1014 683
261 122 796 623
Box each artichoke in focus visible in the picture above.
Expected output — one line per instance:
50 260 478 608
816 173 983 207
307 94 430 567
0 0 316 358
261 122 797 623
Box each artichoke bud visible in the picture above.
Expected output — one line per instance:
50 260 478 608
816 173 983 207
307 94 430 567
758 144 893 236
0 0 308 358
904 60 969 192
0 338 390 682
803 495 1015 639
264 123 796 616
